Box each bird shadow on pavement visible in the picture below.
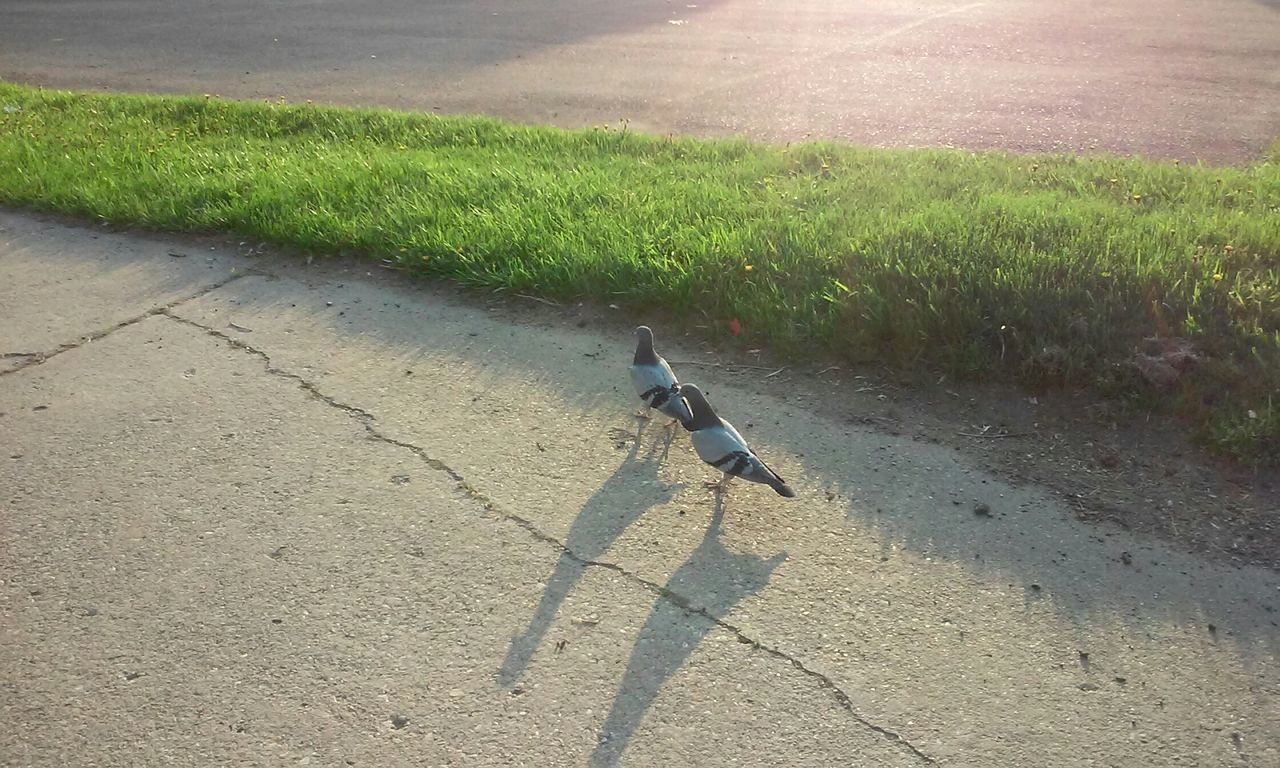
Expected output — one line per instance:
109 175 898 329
589 497 787 767
28 213 1274 656
496 422 682 688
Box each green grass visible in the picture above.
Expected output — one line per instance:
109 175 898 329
1 82 1277 462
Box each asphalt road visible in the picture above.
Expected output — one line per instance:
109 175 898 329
2 211 1278 766
1 0 1278 162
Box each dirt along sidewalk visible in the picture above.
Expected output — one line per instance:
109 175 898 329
2 209 1278 767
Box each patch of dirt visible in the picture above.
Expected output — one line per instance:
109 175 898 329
474 289 1280 573
835 371 1280 572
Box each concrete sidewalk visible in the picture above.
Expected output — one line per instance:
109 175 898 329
2 209 1277 767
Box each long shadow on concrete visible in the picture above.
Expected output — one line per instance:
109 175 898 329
497 425 682 688
590 498 787 767
10 211 1276 660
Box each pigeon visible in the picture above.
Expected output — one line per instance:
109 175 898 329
629 326 694 429
679 383 796 497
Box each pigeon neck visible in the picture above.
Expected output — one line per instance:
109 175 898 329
633 337 659 366
684 390 722 431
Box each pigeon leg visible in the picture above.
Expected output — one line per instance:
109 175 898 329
663 417 680 430
703 473 734 494
634 404 653 420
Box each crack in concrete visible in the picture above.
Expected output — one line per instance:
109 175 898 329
161 309 938 766
0 271 251 377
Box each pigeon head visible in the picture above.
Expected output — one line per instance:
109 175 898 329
632 326 659 365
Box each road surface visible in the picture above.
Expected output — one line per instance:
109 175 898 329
1 0 1278 162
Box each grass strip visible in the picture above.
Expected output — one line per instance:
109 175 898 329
1 82 1276 462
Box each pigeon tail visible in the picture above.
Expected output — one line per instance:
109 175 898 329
769 478 797 498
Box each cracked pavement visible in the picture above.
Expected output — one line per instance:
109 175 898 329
2 209 1279 767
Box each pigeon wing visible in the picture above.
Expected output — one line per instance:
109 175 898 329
702 419 794 495
690 421 751 468
630 361 676 405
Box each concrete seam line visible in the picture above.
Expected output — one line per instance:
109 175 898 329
160 309 938 766
0 270 253 378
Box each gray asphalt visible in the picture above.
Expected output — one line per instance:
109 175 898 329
1 0 1278 162
2 211 1278 766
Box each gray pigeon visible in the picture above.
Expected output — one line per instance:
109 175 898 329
629 326 694 429
679 383 796 497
